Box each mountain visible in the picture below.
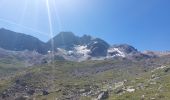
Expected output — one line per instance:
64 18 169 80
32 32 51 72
1 29 170 100
0 28 47 54
47 32 110 57
143 50 170 57
47 32 80 50
0 28 152 61
79 35 93 45
87 38 110 57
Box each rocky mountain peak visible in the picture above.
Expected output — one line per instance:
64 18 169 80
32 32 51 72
112 44 138 54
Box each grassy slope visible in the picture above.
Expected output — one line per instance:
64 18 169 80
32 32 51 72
0 57 170 100
0 57 27 93
109 65 170 100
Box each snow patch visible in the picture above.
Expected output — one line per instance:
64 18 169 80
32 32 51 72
74 45 90 56
57 48 68 55
93 41 98 44
107 48 126 58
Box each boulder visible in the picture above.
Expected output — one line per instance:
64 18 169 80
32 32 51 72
27 89 35 95
42 90 49 95
164 67 170 72
97 90 109 100
114 88 124 94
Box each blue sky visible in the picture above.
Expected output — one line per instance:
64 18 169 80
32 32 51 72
0 0 170 51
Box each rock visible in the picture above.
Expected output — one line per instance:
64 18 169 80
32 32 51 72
164 67 170 72
126 86 135 93
79 89 90 94
27 89 35 95
114 82 124 88
15 96 28 100
137 83 144 90
114 88 124 94
123 79 128 83
79 89 86 93
141 95 145 100
135 78 141 80
42 90 49 95
151 74 156 79
15 79 27 87
126 88 135 93
97 90 109 100
150 82 156 85
1 92 9 99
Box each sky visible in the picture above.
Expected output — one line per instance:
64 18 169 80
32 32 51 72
0 0 170 51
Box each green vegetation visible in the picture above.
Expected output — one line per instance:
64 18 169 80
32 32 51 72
0 58 170 100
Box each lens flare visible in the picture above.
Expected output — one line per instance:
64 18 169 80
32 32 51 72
0 18 48 37
46 0 55 65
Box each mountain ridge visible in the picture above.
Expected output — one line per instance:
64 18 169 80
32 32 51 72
0 28 164 61
0 28 47 54
0 28 110 52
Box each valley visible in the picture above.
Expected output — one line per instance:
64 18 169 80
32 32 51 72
0 29 170 100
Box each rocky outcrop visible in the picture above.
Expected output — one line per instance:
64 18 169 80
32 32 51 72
97 90 109 100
